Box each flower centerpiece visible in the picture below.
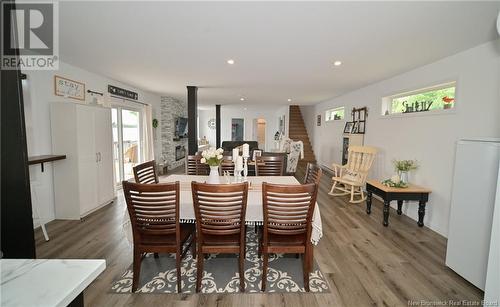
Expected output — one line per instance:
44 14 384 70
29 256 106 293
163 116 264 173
393 159 418 184
382 175 408 188
201 147 224 184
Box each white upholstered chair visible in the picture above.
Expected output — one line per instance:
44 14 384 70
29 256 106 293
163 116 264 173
328 146 377 203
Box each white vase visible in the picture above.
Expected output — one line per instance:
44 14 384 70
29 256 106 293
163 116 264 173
399 171 409 184
207 166 220 184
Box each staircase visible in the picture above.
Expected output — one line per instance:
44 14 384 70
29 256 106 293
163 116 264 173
288 105 316 164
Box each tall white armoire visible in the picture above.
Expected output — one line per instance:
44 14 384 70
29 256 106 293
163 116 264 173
51 101 115 220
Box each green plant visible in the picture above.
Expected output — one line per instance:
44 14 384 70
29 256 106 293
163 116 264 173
393 159 418 172
152 118 158 129
382 175 408 188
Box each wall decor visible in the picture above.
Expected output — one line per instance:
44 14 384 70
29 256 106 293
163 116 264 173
317 115 321 126
279 115 286 135
343 121 354 133
54 75 85 101
351 107 368 134
108 85 138 100
208 118 216 129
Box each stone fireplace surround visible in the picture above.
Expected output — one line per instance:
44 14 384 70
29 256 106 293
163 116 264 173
161 96 187 170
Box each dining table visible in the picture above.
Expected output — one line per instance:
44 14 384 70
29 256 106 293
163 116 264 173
123 175 323 245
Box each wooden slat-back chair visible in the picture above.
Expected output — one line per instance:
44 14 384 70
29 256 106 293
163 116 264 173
122 181 195 292
304 163 323 185
186 155 209 175
219 156 234 176
260 182 318 292
133 160 158 184
328 146 377 203
191 182 249 292
255 155 284 176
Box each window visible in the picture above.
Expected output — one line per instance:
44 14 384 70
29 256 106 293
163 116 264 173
325 107 345 121
382 82 456 116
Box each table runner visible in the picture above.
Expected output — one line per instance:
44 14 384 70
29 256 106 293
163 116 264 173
123 175 323 245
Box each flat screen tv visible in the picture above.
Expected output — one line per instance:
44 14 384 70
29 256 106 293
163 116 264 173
175 117 188 139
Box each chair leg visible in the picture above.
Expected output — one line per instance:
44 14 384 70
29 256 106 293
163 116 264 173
154 253 159 258
328 181 337 195
303 247 312 292
191 234 196 259
132 249 142 292
176 250 181 293
261 251 268 291
350 185 355 203
239 244 245 292
196 249 203 293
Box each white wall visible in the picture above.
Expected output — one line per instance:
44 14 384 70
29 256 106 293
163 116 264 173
303 40 500 237
220 104 288 151
23 61 162 226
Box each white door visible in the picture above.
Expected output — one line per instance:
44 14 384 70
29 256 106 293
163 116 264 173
94 107 115 204
76 105 98 215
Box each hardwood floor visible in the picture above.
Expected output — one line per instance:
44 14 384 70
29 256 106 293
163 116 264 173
35 165 482 306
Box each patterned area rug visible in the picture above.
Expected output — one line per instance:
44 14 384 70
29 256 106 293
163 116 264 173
111 230 329 293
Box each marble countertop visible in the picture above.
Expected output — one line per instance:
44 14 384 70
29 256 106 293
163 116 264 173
1 259 106 307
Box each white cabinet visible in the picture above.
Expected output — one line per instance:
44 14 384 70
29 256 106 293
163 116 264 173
51 102 115 220
446 138 500 290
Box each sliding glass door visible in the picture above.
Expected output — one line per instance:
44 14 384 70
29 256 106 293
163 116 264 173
112 107 142 185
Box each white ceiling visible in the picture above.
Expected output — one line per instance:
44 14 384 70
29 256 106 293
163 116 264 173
59 1 500 106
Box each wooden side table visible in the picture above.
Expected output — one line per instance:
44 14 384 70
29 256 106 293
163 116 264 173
365 180 432 227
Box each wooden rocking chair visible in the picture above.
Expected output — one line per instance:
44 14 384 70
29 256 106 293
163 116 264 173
328 146 377 203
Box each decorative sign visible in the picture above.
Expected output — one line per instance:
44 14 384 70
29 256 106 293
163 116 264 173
54 75 85 101
108 85 138 100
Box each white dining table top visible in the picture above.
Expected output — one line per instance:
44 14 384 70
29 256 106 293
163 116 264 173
0 259 106 307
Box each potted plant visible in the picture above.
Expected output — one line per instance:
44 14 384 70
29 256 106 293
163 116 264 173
393 159 418 184
442 96 454 109
201 148 224 184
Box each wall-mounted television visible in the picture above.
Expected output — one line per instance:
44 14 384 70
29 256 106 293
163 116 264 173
175 117 188 139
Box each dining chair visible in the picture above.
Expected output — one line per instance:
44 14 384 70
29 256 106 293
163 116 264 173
304 162 323 185
260 182 318 292
122 181 195 292
219 156 234 175
133 160 158 184
191 182 249 292
255 155 284 176
186 155 209 175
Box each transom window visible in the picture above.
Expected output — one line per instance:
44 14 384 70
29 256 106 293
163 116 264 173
325 107 345 121
382 82 456 116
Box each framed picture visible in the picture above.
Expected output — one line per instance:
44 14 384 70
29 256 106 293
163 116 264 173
343 121 354 133
317 115 321 126
356 121 366 134
352 121 359 133
54 75 85 101
252 150 262 162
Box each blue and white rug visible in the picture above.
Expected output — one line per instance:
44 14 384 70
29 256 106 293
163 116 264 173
111 230 329 293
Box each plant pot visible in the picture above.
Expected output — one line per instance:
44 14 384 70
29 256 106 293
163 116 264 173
207 166 220 184
444 104 452 109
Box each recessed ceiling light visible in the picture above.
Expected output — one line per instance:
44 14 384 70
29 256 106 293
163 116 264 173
287 98 292 102
333 60 342 66
240 97 245 101
227 59 235 65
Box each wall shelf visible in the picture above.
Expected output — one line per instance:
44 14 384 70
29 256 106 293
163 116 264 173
28 155 66 172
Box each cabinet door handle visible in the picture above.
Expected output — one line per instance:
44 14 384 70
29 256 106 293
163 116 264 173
98 152 101 162
96 153 98 162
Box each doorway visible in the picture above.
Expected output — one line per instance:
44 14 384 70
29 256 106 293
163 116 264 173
112 107 142 185
231 118 244 141
253 118 267 150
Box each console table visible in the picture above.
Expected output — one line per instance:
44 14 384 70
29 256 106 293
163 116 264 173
365 180 432 227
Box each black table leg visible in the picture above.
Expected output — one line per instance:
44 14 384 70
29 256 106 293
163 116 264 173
68 292 84 307
397 200 403 215
418 201 426 227
383 200 390 226
366 191 372 214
